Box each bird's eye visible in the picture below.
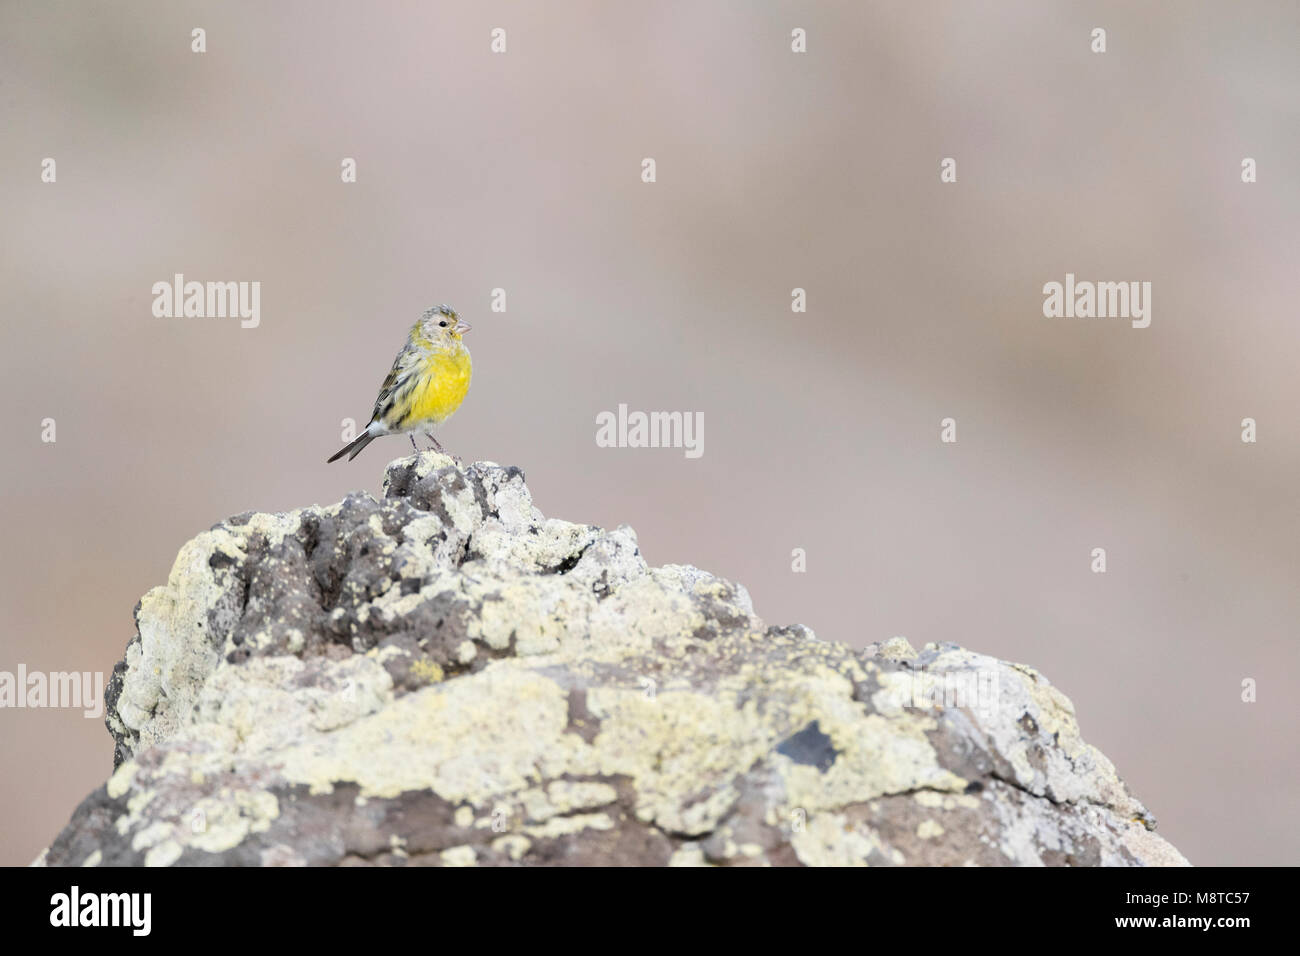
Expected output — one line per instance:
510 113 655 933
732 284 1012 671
439 320 448 328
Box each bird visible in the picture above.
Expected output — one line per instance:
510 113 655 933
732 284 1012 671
327 304 472 463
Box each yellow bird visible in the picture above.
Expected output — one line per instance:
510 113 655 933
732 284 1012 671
328 304 472 463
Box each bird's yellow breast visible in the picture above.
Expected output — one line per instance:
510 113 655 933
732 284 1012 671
401 347 472 427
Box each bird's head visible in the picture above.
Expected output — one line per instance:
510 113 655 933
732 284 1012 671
418 304 471 346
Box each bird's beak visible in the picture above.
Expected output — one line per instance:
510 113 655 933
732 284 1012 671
455 319 472 334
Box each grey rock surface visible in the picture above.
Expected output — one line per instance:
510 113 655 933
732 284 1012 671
38 453 1188 866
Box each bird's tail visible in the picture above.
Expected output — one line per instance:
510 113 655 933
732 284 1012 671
327 429 376 463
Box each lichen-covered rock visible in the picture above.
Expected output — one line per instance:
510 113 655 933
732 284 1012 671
38 453 1188 866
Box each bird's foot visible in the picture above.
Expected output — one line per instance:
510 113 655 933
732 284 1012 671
424 433 461 465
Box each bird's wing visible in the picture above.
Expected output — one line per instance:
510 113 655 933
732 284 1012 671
368 344 421 426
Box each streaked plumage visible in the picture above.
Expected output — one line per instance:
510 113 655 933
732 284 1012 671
328 305 472 463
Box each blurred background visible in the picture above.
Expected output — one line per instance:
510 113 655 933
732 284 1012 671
1 0 1297 866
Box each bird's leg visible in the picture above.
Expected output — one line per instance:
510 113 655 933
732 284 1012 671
409 434 419 453
426 431 460 464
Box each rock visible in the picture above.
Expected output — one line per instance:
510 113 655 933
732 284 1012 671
38 453 1188 866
